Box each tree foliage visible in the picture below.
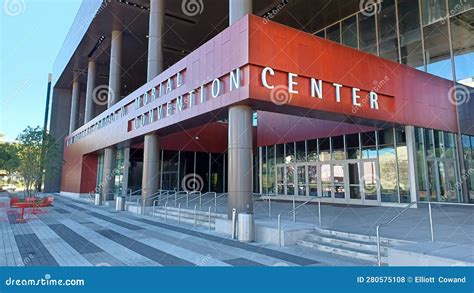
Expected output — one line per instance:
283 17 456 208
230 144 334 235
16 126 58 196
0 142 19 174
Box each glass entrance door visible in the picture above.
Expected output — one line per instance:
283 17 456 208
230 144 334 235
308 164 318 196
296 165 307 196
332 163 346 201
348 162 361 201
362 160 379 203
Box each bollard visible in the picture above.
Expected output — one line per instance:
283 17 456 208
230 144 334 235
268 197 271 218
178 203 181 225
292 196 296 222
278 214 282 247
208 206 212 230
318 200 322 226
231 208 237 239
194 205 197 228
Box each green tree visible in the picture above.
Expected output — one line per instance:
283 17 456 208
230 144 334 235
16 126 57 196
0 142 20 175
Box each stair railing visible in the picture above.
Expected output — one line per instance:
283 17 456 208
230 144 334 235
375 201 474 266
287 196 322 225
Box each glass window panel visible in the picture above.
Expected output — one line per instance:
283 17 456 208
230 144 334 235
444 132 455 158
379 129 397 202
421 0 447 25
321 164 331 197
319 138 331 161
359 13 378 54
315 30 325 38
415 128 428 201
276 144 284 164
211 153 224 193
295 141 306 162
331 135 345 160
450 9 474 81
342 15 358 48
398 0 425 69
423 21 453 80
276 165 284 194
362 131 377 158
267 145 275 194
286 166 295 195
307 139 318 162
377 0 399 62
326 23 341 43
349 162 361 200
425 129 435 157
395 128 410 203
434 130 444 157
285 142 295 163
346 133 361 159
308 165 318 196
448 0 474 15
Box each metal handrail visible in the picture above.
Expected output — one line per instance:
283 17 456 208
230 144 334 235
202 192 226 212
136 190 166 215
187 191 202 206
287 196 322 223
375 201 474 266
128 189 142 202
174 191 189 207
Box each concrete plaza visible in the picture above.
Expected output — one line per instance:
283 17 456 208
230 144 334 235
0 192 371 267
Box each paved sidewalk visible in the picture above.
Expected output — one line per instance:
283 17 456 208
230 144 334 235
0 193 370 267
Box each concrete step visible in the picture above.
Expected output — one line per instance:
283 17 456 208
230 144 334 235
156 205 228 219
151 208 218 223
296 227 396 264
150 210 216 229
312 226 411 246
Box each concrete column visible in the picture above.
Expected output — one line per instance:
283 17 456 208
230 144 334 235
141 0 165 205
101 147 117 203
108 30 122 107
147 0 165 81
122 147 130 196
405 126 419 203
142 134 160 205
69 78 80 134
84 59 96 123
227 105 253 218
229 0 252 25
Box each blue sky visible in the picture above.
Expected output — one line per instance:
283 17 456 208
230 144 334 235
1 0 81 141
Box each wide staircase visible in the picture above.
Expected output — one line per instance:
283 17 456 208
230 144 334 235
296 227 410 264
149 205 227 229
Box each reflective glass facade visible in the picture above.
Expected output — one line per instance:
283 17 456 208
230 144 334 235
315 0 474 81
